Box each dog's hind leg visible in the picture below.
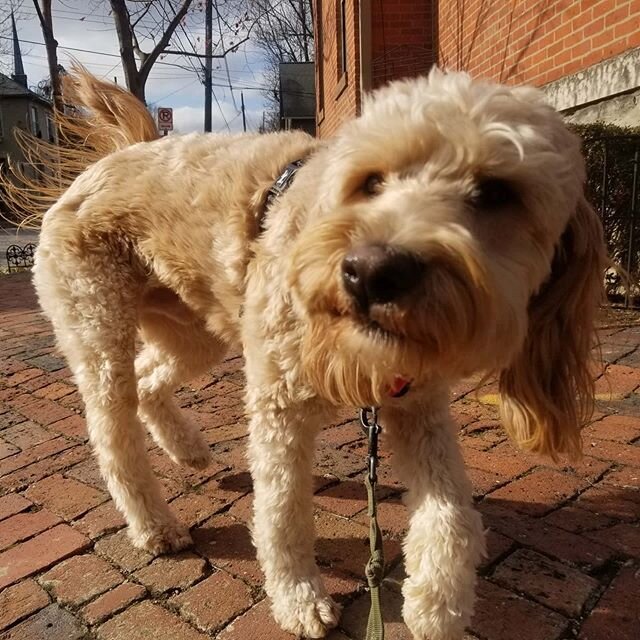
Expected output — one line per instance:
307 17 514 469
136 300 226 470
33 249 191 555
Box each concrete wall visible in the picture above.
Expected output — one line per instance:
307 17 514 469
542 46 640 126
565 90 640 127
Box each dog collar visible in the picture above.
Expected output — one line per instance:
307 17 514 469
259 159 305 232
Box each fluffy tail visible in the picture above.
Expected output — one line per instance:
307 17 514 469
0 65 159 228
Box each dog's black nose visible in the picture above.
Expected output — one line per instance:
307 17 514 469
341 245 424 310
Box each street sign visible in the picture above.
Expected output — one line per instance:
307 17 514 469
157 107 173 131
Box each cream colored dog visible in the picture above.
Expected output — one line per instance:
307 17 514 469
9 69 606 639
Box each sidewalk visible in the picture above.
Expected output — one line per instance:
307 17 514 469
0 271 638 640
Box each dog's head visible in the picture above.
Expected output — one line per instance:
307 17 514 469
289 69 606 458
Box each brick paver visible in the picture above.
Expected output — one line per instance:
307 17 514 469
80 582 146 625
133 552 207 594
0 271 639 639
0 580 49 632
170 571 253 633
39 554 124 606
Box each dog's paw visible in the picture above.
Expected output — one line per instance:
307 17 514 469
402 584 468 640
271 581 341 638
130 520 193 555
164 433 212 470
171 445 212 470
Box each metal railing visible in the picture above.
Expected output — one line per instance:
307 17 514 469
6 243 36 273
583 134 640 307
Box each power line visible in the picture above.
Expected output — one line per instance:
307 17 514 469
152 78 199 103
0 35 314 96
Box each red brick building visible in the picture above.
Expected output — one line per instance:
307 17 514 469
314 1 640 137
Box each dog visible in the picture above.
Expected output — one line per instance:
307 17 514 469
6 68 606 640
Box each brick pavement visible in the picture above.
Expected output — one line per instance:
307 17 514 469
0 271 638 640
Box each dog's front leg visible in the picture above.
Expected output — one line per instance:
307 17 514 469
246 398 340 638
385 403 485 640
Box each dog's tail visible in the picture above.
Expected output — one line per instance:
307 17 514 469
0 65 159 228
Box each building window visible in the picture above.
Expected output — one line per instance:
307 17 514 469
30 105 41 137
337 0 347 78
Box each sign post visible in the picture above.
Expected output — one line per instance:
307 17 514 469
157 107 173 136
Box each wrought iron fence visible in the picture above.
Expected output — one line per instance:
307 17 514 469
580 131 640 307
6 243 36 273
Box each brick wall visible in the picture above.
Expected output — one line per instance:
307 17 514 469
438 0 640 86
371 0 436 88
316 0 361 138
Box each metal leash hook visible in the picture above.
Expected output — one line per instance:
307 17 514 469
359 406 385 640
360 407 381 483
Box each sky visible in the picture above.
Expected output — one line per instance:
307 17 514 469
0 0 271 134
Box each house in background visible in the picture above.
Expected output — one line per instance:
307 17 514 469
314 1 640 137
279 62 316 135
0 13 55 199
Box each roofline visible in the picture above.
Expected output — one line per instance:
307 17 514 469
0 91 52 108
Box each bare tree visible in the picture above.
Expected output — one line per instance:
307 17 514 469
0 12 15 69
109 0 193 104
0 0 27 72
245 0 313 128
249 0 313 64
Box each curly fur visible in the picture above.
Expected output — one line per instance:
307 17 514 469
1 68 606 639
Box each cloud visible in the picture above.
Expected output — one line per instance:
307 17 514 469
169 102 264 135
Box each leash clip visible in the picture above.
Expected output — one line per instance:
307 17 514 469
359 407 381 483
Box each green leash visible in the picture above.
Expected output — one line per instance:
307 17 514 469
360 407 385 640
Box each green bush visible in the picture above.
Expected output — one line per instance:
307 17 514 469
570 122 640 300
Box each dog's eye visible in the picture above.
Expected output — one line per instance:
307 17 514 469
472 178 517 209
362 173 384 196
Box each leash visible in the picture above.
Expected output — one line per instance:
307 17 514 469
359 407 385 640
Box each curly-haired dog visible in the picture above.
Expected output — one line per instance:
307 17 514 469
14 69 605 639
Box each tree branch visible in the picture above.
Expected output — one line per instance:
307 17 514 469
139 0 192 82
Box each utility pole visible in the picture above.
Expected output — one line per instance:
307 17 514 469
204 0 213 132
241 91 247 132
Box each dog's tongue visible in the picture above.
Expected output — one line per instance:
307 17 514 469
389 375 412 398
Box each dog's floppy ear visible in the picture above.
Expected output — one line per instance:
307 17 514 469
499 195 606 459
